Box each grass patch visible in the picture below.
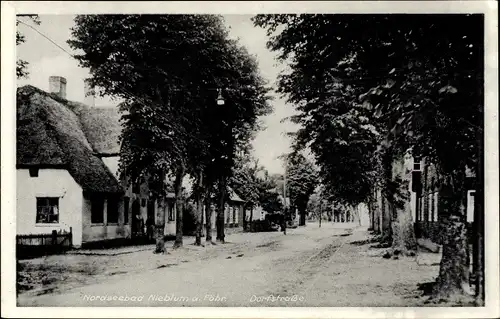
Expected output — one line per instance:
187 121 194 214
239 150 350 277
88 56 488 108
17 259 101 295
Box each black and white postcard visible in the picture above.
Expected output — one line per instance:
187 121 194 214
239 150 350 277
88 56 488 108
1 1 498 318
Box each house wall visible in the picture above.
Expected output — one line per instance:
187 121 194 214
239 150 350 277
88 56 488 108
17 168 84 247
204 205 216 230
81 193 129 243
81 165 171 243
225 201 243 228
245 205 264 221
164 200 176 236
199 201 244 232
410 155 476 244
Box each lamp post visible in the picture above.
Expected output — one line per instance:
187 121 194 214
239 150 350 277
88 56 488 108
215 88 228 243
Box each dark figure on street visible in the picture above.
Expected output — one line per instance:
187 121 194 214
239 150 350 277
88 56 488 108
280 213 287 235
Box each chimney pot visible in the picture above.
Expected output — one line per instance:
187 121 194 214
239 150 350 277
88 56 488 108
49 76 67 99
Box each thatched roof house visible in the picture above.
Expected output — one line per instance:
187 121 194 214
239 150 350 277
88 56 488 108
16 85 123 194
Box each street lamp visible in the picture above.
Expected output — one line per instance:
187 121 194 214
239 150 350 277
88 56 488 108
216 88 225 106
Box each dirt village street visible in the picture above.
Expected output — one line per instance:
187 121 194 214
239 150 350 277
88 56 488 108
17 223 443 307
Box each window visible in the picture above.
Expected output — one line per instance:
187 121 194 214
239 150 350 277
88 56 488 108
168 203 175 221
124 197 130 224
29 168 39 177
413 157 421 171
36 197 59 223
107 197 119 224
229 206 234 224
91 195 105 224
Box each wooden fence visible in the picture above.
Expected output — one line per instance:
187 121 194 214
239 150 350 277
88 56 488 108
17 228 72 259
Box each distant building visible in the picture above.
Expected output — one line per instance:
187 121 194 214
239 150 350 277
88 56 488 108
201 187 246 231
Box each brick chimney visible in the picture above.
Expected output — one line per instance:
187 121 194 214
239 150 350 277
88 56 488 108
84 79 95 107
49 76 67 99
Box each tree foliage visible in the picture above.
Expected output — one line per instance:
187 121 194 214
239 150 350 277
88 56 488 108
253 13 481 201
229 153 283 214
282 152 318 217
254 13 483 301
69 14 272 247
69 14 272 194
253 15 382 207
16 15 41 79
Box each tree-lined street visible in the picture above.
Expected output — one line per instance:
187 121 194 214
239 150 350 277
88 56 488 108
18 224 446 307
12 11 492 310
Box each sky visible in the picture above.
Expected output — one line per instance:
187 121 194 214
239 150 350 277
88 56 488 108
16 14 299 175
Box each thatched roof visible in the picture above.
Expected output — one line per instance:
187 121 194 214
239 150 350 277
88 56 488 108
16 85 123 194
228 188 245 203
78 107 122 154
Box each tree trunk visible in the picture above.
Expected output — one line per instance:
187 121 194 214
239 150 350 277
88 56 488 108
249 206 254 232
381 195 393 242
472 115 484 305
216 178 226 243
205 196 214 244
154 196 166 254
377 190 383 231
242 204 247 231
299 207 306 226
173 165 185 249
319 204 322 228
368 198 374 231
390 157 417 255
195 170 204 246
474 187 484 305
473 166 484 304
432 169 473 300
373 190 381 233
472 72 485 305
391 196 417 255
357 206 362 226
380 150 394 242
201 198 205 237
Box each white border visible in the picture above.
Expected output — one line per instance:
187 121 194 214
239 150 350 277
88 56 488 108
2 1 498 318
